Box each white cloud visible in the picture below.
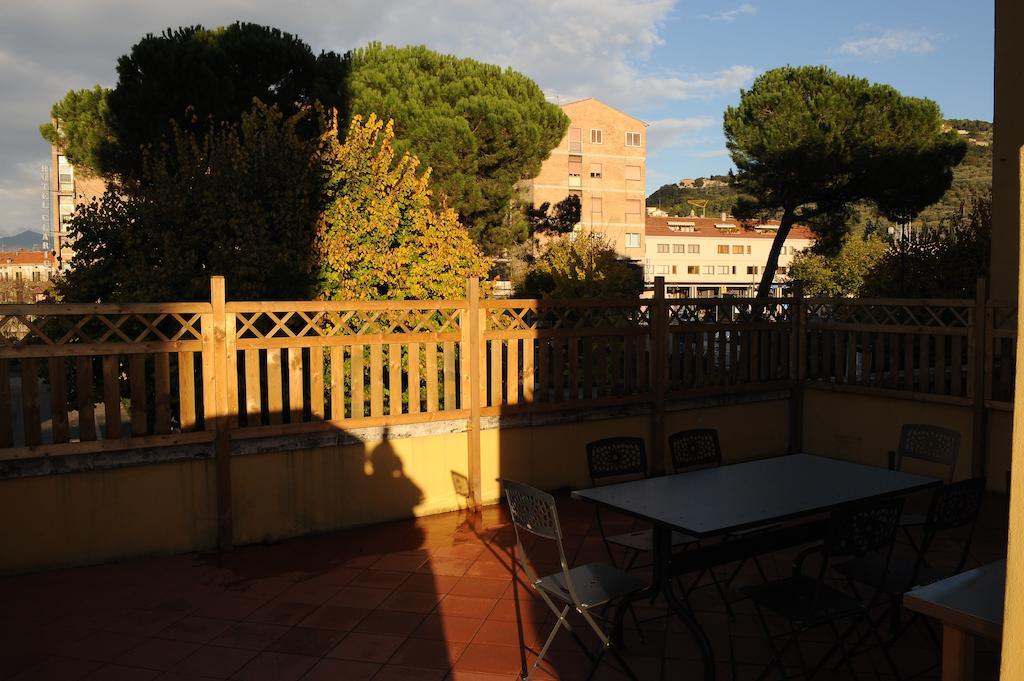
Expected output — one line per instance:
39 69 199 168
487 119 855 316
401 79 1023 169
695 148 730 158
839 29 939 59
701 4 756 22
647 116 717 150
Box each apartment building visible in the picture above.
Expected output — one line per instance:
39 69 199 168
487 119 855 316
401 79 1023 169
645 215 816 297
0 250 54 303
50 144 104 271
523 98 648 257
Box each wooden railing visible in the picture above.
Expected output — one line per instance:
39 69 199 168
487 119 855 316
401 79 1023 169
0 276 1014 546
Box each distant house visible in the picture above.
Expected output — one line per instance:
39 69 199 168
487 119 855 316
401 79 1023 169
644 215 816 297
0 250 55 303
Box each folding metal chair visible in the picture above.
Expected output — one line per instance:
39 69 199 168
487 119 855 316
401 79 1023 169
888 424 961 536
503 479 647 681
586 437 697 569
740 497 906 680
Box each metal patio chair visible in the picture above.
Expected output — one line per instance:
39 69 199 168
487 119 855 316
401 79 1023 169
586 437 697 570
503 479 646 681
740 497 905 680
833 476 986 663
888 424 961 534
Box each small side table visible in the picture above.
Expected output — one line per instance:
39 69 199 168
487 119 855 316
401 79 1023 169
903 559 1005 681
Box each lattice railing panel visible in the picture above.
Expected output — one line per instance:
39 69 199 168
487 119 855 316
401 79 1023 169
806 301 972 328
0 311 204 348
485 304 651 332
233 307 463 340
667 299 792 325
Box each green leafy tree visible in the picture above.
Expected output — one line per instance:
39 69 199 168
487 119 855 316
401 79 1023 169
864 192 991 298
526 195 581 236
789 234 888 297
724 66 966 300
98 22 347 176
39 86 115 175
57 102 324 302
346 44 569 253
314 113 488 301
521 234 643 298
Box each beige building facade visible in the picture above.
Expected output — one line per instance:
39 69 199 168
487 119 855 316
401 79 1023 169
49 144 104 272
524 98 648 257
645 215 815 297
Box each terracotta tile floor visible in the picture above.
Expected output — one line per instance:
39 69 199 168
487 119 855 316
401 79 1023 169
0 492 1007 680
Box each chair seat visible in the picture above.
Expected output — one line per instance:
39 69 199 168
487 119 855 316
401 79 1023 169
741 576 865 626
834 553 944 594
537 562 647 609
606 529 697 553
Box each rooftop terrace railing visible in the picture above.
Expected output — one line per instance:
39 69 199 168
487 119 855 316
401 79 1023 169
0 276 1012 547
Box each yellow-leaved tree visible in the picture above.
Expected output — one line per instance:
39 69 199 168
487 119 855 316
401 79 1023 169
314 113 488 300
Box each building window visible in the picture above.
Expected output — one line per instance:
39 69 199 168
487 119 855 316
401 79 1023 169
777 266 789 275
671 265 677 275
625 131 642 147
717 245 730 254
625 165 641 181
656 265 670 274
31 271 41 282
15 272 22 281
591 197 602 214
657 244 669 253
589 163 602 179
732 245 744 254
746 245 752 254
625 233 641 249
568 159 582 188
625 199 641 216
673 244 686 253
688 244 700 254
702 265 715 274
688 266 700 275
591 129 603 144
717 266 730 274
569 127 582 153
780 246 788 255
747 266 759 275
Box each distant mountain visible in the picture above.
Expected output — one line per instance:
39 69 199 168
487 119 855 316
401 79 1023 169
0 230 47 251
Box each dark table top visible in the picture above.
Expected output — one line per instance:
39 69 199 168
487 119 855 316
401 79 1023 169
904 560 1005 641
571 453 940 538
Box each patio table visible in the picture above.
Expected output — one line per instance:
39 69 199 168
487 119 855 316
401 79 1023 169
904 559 1005 681
572 453 940 681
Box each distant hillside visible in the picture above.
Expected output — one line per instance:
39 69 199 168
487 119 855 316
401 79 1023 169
648 119 992 232
0 230 47 251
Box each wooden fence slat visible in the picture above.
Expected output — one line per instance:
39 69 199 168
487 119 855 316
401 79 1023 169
408 342 421 414
369 345 383 417
0 360 11 447
919 333 931 394
388 343 403 416
154 353 171 434
101 355 120 440
442 342 455 411
244 349 261 426
288 348 304 423
951 334 963 397
537 338 549 402
904 335 915 391
581 337 593 401
861 332 872 386
553 338 565 400
178 352 196 432
267 348 284 425
48 357 69 444
569 337 581 400
935 333 946 395
129 355 147 437
522 338 535 404
310 345 325 421
694 333 705 388
425 342 439 412
507 339 519 406
330 346 344 420
74 356 96 442
21 358 42 446
490 340 503 407
353 344 366 418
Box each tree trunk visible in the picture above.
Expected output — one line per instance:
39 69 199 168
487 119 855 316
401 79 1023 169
755 209 797 302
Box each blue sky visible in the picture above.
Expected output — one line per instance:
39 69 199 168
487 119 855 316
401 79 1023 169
0 0 996 235
637 0 995 190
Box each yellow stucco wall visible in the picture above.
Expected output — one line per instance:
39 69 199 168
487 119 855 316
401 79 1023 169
802 388 974 480
0 460 216 575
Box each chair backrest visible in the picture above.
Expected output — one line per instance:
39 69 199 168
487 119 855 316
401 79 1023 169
586 437 647 487
668 429 722 472
921 476 987 575
824 497 905 562
896 424 960 483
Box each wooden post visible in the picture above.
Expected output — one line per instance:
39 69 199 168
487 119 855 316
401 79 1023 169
650 277 667 475
204 276 233 551
789 283 805 454
464 277 483 509
971 277 988 478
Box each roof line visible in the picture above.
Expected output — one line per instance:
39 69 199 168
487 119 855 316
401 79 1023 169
560 97 649 127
